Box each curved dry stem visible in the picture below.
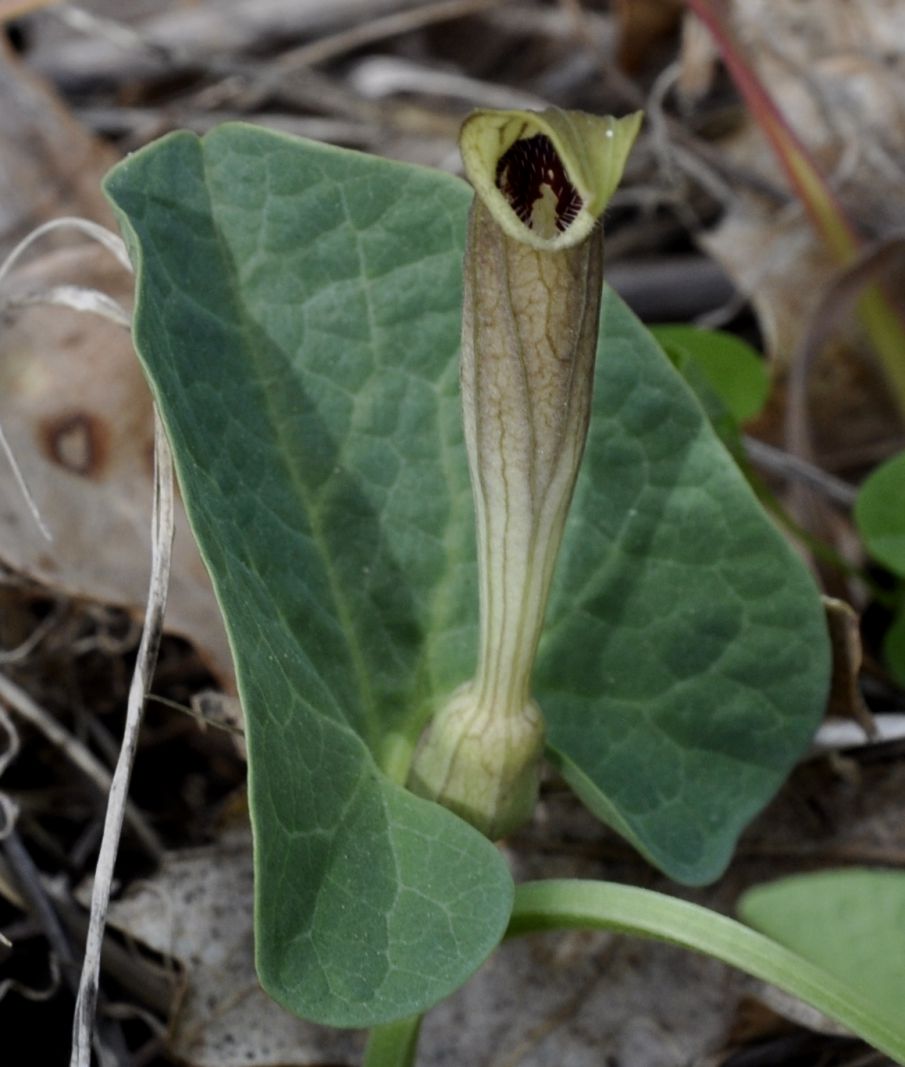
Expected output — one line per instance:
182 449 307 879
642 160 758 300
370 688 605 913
69 411 174 1067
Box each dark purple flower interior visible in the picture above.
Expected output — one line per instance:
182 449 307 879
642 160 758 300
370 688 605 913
495 133 583 235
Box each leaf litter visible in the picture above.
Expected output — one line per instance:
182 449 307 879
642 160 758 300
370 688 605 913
0 1 903 1064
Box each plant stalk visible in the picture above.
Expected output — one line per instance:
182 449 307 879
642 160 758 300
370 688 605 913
363 1015 423 1067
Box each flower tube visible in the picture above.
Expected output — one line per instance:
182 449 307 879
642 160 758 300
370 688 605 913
409 108 643 839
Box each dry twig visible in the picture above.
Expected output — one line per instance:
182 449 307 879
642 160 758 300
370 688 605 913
70 410 174 1067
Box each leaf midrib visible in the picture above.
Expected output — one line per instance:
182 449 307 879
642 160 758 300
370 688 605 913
200 141 379 745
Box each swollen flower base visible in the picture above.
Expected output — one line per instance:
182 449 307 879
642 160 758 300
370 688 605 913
409 108 642 839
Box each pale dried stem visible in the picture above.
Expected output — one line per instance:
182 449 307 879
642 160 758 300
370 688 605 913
350 56 547 111
4 285 132 328
0 217 131 282
0 215 169 1060
69 411 173 1067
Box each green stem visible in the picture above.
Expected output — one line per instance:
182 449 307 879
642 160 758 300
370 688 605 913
363 1015 423 1067
508 880 905 1065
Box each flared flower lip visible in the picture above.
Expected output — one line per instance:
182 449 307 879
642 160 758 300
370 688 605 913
459 107 643 252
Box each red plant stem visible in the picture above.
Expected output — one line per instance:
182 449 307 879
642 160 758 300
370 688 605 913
683 0 860 260
684 0 905 415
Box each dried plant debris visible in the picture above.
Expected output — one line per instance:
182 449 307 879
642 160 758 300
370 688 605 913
688 0 905 462
0 242 233 685
102 824 363 1067
0 1 904 1065
0 33 117 253
0 585 244 1062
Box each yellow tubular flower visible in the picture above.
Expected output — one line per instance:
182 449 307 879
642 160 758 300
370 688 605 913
409 108 643 840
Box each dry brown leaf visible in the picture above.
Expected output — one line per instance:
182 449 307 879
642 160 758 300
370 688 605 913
694 0 905 464
0 36 117 255
0 243 234 686
104 824 362 1067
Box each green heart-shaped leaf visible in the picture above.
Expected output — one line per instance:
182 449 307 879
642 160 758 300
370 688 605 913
104 125 512 1027
538 294 830 884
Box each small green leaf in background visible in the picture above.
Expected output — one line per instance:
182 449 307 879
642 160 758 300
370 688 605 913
884 607 905 686
853 450 905 684
652 324 770 425
655 337 744 458
739 869 905 1031
854 450 905 577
